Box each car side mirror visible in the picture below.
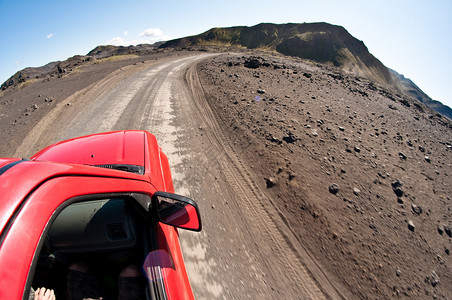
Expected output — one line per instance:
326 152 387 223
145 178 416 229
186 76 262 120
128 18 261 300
152 191 202 232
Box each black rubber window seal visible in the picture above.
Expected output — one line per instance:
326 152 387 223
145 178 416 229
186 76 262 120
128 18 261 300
0 159 28 176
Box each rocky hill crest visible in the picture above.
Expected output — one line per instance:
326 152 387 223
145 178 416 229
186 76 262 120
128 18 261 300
2 22 450 119
159 22 451 119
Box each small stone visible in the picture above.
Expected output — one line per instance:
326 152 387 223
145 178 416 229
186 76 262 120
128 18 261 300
338 126 345 131
32 104 38 110
391 180 404 197
354 146 361 152
329 183 339 195
396 269 402 277
407 220 415 232
265 177 276 188
444 225 451 237
411 204 422 215
283 133 297 143
438 225 444 235
430 271 440 287
398 152 407 160
257 89 266 94
424 156 431 163
397 198 404 204
392 180 402 189
211 205 215 209
353 187 361 196
393 187 403 197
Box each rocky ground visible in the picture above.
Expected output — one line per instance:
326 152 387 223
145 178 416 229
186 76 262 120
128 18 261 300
197 53 452 299
1 50 451 299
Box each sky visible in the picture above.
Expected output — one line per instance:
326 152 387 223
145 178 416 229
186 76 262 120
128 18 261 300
0 0 451 108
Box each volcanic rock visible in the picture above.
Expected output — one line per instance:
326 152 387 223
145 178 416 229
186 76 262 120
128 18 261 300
329 183 339 195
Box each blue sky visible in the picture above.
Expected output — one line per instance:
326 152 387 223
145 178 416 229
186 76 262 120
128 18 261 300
1 0 451 108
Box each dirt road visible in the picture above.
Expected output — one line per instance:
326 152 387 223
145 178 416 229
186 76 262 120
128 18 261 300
13 53 346 299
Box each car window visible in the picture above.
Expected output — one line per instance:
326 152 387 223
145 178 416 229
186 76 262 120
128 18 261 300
48 198 137 252
27 194 154 300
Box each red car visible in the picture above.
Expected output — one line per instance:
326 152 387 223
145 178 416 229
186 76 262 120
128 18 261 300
0 130 201 299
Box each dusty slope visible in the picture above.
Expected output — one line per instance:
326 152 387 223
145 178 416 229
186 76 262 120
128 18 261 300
197 53 452 299
159 23 452 120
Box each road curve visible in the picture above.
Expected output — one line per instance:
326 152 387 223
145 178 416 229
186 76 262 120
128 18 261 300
15 53 344 299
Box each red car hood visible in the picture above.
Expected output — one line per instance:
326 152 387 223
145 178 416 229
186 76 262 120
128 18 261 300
30 131 145 167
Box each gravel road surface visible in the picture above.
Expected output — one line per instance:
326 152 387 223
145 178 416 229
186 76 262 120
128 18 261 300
12 53 346 299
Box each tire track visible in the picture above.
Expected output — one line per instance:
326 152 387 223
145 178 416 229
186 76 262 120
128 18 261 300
184 63 346 299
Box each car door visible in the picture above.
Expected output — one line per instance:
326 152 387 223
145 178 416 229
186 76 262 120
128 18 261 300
0 172 155 300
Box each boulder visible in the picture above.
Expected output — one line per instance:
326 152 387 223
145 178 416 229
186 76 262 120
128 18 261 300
244 58 260 69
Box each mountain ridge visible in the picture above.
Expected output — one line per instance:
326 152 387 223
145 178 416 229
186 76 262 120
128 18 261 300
159 22 451 119
1 22 450 119
160 22 393 86
389 69 452 118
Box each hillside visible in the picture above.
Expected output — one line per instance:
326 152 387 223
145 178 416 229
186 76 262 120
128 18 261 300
197 53 452 299
0 44 159 91
390 69 452 118
159 22 452 120
160 23 392 86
